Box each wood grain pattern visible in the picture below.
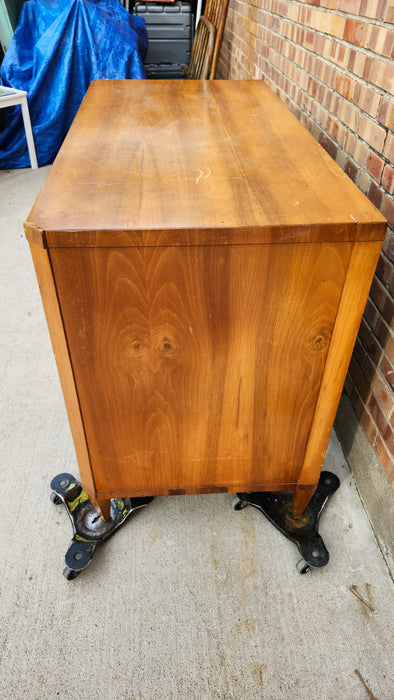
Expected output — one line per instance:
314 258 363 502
49 241 351 498
27 243 103 511
297 241 384 490
25 81 386 246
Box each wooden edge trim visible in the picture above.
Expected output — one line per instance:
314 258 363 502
41 221 387 249
298 240 384 487
93 482 301 500
24 222 47 248
28 243 97 497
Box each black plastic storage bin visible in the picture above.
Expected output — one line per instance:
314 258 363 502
135 1 194 74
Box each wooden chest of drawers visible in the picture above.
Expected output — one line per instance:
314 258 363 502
25 80 386 519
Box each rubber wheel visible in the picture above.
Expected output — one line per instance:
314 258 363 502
231 496 247 511
296 559 311 575
63 566 80 581
50 491 62 505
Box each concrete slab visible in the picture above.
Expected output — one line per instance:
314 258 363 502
0 166 393 700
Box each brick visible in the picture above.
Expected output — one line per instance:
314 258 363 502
354 335 370 365
358 114 386 152
382 165 394 195
378 99 394 130
383 230 394 263
347 48 367 77
368 180 384 209
382 195 394 226
327 91 340 113
367 180 383 209
349 356 372 403
345 158 358 182
336 149 348 170
334 72 357 100
309 8 346 38
318 0 337 7
374 317 394 362
360 0 389 20
327 39 349 69
367 57 394 93
344 132 369 168
367 151 385 181
385 0 394 22
361 406 380 444
356 169 371 194
344 372 355 396
350 385 367 421
381 355 394 391
358 317 384 363
319 132 338 159
354 85 381 120
354 337 379 387
365 25 394 58
371 369 394 419
379 421 394 456
370 276 394 326
363 341 381 383
337 0 362 11
320 62 335 88
366 393 392 439
384 133 394 163
374 435 394 474
344 18 368 46
363 297 380 328
376 252 394 285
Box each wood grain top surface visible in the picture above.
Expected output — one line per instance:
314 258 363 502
25 80 386 246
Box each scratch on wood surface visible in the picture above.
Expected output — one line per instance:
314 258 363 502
195 168 211 184
84 157 104 168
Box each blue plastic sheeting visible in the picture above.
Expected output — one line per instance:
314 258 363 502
0 0 148 169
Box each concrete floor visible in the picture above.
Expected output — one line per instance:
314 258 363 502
0 165 393 700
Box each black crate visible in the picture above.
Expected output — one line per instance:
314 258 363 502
144 63 187 79
135 2 194 65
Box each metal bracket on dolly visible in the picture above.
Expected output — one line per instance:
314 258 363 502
50 473 153 580
232 470 340 574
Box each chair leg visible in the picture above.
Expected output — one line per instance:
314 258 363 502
20 97 38 169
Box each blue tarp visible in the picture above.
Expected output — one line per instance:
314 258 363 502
0 0 148 168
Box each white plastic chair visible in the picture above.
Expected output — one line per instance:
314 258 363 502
0 86 38 169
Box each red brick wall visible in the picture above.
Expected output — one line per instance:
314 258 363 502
217 0 394 488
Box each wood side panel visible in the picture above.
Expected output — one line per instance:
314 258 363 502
298 240 383 489
28 242 96 500
49 241 352 497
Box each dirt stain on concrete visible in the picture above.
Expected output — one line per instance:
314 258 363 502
354 669 378 700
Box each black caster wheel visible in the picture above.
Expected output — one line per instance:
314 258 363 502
296 559 312 575
231 472 340 574
231 495 248 511
63 566 80 580
50 473 154 578
50 491 62 505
